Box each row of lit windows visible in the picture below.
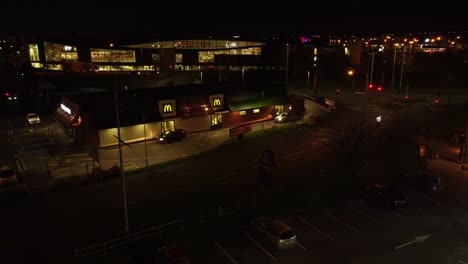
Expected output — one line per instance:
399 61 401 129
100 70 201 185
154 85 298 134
198 47 262 63
125 40 265 50
44 41 78 62
91 49 136 63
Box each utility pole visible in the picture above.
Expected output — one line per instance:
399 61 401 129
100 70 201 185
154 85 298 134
369 50 375 85
285 43 289 90
113 77 129 235
399 46 406 96
391 46 397 96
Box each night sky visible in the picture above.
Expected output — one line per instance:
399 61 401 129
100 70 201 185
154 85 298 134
2 1 467 38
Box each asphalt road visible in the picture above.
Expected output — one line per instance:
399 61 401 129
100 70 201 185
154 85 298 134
0 91 466 264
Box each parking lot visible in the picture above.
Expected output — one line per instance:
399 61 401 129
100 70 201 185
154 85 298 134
176 186 461 264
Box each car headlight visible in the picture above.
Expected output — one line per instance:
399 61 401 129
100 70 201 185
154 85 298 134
159 138 164 141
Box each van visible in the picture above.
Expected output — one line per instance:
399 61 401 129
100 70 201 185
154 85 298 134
250 217 297 250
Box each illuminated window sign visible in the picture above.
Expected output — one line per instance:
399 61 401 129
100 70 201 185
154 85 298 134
239 110 246 116
253 108 260 113
163 103 173 113
61 103 71 114
213 98 221 107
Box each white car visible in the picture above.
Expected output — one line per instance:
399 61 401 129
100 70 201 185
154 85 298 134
274 111 296 123
250 217 297 250
26 113 41 125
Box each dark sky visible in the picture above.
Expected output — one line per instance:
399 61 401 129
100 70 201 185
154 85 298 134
2 1 467 38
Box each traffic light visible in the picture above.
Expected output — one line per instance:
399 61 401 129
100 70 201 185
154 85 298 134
377 86 383 92
368 84 373 90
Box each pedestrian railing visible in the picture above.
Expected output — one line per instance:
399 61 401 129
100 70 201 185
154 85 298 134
74 192 256 259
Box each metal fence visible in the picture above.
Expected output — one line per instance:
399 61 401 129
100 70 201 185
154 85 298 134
74 192 256 259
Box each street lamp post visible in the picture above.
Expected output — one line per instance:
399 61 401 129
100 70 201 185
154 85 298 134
113 78 130 235
347 70 355 90
391 45 398 96
399 46 407 97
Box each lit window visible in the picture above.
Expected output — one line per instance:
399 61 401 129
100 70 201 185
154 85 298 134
239 111 246 115
253 109 260 113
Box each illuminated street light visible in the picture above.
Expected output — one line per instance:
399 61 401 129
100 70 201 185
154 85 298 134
347 70 355 90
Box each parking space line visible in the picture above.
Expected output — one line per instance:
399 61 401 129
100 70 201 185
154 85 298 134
324 211 360 232
284 150 304 159
214 171 238 182
391 211 401 216
213 240 238 264
244 232 277 262
348 206 383 225
297 216 334 241
296 241 307 251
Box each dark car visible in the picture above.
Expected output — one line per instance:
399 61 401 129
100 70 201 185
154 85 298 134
158 129 187 144
362 184 408 210
398 172 442 193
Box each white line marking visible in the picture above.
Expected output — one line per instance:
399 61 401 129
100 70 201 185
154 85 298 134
284 150 304 159
348 206 383 225
325 211 360 232
214 171 238 181
297 216 334 241
392 210 401 216
457 260 467 264
213 240 238 264
296 241 307 251
244 232 277 262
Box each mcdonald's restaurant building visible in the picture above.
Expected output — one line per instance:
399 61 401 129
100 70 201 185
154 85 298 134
54 81 292 148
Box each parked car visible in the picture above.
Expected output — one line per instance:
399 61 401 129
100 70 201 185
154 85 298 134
398 172 442 193
274 111 296 123
0 166 17 187
158 129 187 144
250 217 297 250
362 184 408 210
26 113 41 125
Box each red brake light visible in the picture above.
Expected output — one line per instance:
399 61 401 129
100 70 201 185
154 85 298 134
5 92 10 97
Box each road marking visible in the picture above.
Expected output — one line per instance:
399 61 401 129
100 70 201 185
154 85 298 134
458 260 467 264
297 216 334 241
296 241 307 251
284 150 304 159
392 210 401 216
325 211 360 232
213 240 238 264
244 232 277 262
123 162 137 170
214 171 238 182
348 206 383 225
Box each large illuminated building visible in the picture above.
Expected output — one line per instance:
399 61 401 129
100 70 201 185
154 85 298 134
27 38 275 73
31 37 297 148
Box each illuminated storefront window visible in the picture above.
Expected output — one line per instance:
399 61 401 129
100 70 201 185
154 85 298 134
211 114 222 126
31 62 43 68
274 105 284 114
44 41 78 62
239 111 246 116
28 44 40 61
161 120 175 133
198 47 261 63
90 48 136 63
253 109 260 113
175 53 182 63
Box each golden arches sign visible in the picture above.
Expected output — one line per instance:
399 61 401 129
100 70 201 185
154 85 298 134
163 104 173 113
213 98 221 107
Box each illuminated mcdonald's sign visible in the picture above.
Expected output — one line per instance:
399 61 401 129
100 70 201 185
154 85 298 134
213 98 221 107
159 99 177 117
163 103 173 113
209 94 224 110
